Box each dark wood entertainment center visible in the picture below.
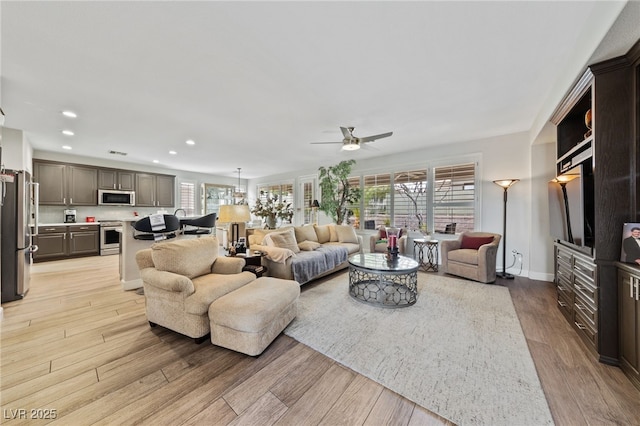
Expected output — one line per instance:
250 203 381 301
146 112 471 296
551 38 640 390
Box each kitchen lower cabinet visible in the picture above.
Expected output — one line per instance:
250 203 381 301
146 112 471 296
33 226 67 261
34 225 99 262
618 263 640 391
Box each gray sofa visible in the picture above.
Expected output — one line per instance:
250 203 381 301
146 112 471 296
248 224 362 284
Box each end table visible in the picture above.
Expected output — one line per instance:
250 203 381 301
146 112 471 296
413 239 439 272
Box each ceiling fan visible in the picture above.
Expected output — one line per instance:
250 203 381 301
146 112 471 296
311 127 393 151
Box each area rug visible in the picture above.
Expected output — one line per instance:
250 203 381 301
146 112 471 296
284 272 554 426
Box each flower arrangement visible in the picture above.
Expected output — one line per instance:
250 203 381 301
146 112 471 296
251 191 294 225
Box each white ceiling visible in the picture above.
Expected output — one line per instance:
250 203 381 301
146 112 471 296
0 1 635 179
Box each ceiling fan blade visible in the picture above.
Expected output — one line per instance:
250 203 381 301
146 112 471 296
340 127 353 139
359 131 393 143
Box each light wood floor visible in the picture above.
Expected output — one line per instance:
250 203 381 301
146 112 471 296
0 256 638 425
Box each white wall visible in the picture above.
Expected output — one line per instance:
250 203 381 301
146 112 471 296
1 127 33 172
248 130 556 280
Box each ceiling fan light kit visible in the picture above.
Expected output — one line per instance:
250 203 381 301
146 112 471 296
342 142 360 151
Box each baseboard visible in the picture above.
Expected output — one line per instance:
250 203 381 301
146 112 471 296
527 271 554 282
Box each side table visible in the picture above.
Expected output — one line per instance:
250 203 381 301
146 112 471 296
413 239 439 272
233 251 268 277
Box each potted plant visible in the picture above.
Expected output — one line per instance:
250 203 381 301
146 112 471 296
318 159 361 225
251 191 294 228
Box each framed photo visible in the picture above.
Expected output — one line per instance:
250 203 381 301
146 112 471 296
620 223 640 265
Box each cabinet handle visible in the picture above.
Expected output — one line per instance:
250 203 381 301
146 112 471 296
634 277 640 301
575 303 586 311
79 227 89 230
631 277 635 299
63 197 66 204
45 228 55 231
63 234 66 240
70 233 73 239
70 198 73 204
557 300 567 307
574 321 587 330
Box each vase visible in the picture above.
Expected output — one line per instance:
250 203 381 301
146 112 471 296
266 216 277 229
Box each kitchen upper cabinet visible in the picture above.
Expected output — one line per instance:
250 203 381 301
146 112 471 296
135 173 174 207
67 165 98 205
98 169 135 191
34 161 97 206
34 162 66 205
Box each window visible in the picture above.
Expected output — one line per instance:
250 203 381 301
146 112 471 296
393 169 428 231
349 161 477 233
362 173 391 228
179 181 196 216
256 182 295 225
432 163 475 233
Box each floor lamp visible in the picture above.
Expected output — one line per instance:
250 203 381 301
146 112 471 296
493 179 519 279
218 204 251 249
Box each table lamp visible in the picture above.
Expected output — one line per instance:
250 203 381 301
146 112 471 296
218 205 251 248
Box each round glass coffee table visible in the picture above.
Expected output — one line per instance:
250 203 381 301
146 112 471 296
348 253 419 308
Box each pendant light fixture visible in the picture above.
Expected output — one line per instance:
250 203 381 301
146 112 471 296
233 168 245 200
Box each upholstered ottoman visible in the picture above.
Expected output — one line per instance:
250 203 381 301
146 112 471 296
208 277 300 356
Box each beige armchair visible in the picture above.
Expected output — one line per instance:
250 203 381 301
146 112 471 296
369 226 407 255
135 236 256 343
440 231 501 283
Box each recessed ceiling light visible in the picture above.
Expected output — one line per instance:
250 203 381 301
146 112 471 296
62 130 74 136
152 160 160 164
169 150 177 155
185 139 195 145
62 111 77 118
62 145 72 150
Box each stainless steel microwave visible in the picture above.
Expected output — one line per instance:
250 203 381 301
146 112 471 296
98 189 135 206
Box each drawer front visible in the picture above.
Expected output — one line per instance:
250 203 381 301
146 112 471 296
68 225 99 232
574 308 598 349
38 225 67 234
574 291 597 325
574 272 597 305
574 256 596 281
557 291 573 321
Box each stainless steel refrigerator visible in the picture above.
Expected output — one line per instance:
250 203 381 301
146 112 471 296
1 169 39 303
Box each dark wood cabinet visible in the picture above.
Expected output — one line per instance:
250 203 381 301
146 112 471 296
33 161 97 206
68 226 99 255
551 39 640 364
33 226 67 261
98 169 135 191
33 162 66 205
33 225 99 262
617 263 640 391
135 173 175 207
67 165 98 205
554 243 598 352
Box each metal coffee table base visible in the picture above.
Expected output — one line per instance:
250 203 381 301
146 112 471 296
349 267 418 308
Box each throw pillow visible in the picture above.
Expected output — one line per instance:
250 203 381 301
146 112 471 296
270 229 301 253
335 225 359 244
460 235 495 250
314 224 331 244
151 237 217 279
298 240 321 251
378 226 387 239
329 224 339 242
294 224 319 243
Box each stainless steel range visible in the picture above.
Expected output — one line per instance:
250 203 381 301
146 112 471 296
100 220 123 255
